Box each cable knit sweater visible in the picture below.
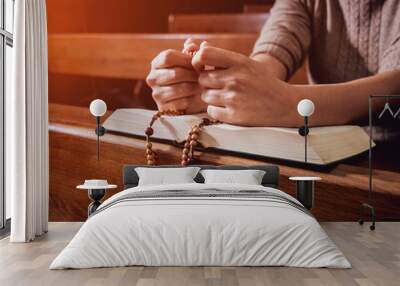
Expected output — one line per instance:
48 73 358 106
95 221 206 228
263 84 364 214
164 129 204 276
252 0 400 84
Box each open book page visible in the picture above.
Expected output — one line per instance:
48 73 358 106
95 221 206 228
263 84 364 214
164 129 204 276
103 109 373 165
201 124 372 164
103 109 208 142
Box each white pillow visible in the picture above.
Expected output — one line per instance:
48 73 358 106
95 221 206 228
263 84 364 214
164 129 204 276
135 167 201 186
200 169 266 185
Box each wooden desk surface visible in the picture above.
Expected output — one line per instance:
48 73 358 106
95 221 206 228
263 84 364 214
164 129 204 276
49 104 400 221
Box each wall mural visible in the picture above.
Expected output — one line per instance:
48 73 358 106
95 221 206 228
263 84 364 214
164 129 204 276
47 0 400 222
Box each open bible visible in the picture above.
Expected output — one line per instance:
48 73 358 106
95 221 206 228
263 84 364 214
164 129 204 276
103 109 373 166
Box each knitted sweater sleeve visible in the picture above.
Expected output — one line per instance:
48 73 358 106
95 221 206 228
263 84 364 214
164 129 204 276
251 0 312 79
379 36 400 73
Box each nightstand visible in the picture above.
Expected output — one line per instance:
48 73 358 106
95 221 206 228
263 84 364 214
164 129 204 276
77 180 117 217
289 177 321 210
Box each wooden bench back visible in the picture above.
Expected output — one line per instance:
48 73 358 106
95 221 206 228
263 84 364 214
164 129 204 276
168 13 269 33
48 33 258 79
48 11 307 84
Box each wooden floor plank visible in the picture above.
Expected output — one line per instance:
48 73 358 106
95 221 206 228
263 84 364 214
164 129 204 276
0 222 399 286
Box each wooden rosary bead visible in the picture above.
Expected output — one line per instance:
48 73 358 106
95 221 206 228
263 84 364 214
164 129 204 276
202 118 210 125
145 110 219 166
145 127 154 136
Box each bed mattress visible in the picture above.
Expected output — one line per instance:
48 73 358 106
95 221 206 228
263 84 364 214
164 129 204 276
50 183 350 269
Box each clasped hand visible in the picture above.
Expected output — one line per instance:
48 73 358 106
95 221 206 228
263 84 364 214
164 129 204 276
146 40 296 127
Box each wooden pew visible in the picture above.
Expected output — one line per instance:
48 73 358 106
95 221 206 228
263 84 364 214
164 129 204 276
49 103 400 221
168 13 269 33
48 33 258 79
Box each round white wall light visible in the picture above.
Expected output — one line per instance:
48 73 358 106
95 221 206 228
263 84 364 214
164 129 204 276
297 99 315 117
90 99 107 117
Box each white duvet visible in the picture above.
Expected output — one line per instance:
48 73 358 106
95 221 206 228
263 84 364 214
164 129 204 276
50 183 351 269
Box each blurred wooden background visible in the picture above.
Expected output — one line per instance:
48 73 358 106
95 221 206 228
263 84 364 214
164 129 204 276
46 0 278 110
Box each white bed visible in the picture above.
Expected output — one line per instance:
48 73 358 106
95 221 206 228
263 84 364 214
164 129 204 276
50 182 351 269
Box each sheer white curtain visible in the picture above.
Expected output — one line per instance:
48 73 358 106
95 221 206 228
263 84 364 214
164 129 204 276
8 0 49 242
